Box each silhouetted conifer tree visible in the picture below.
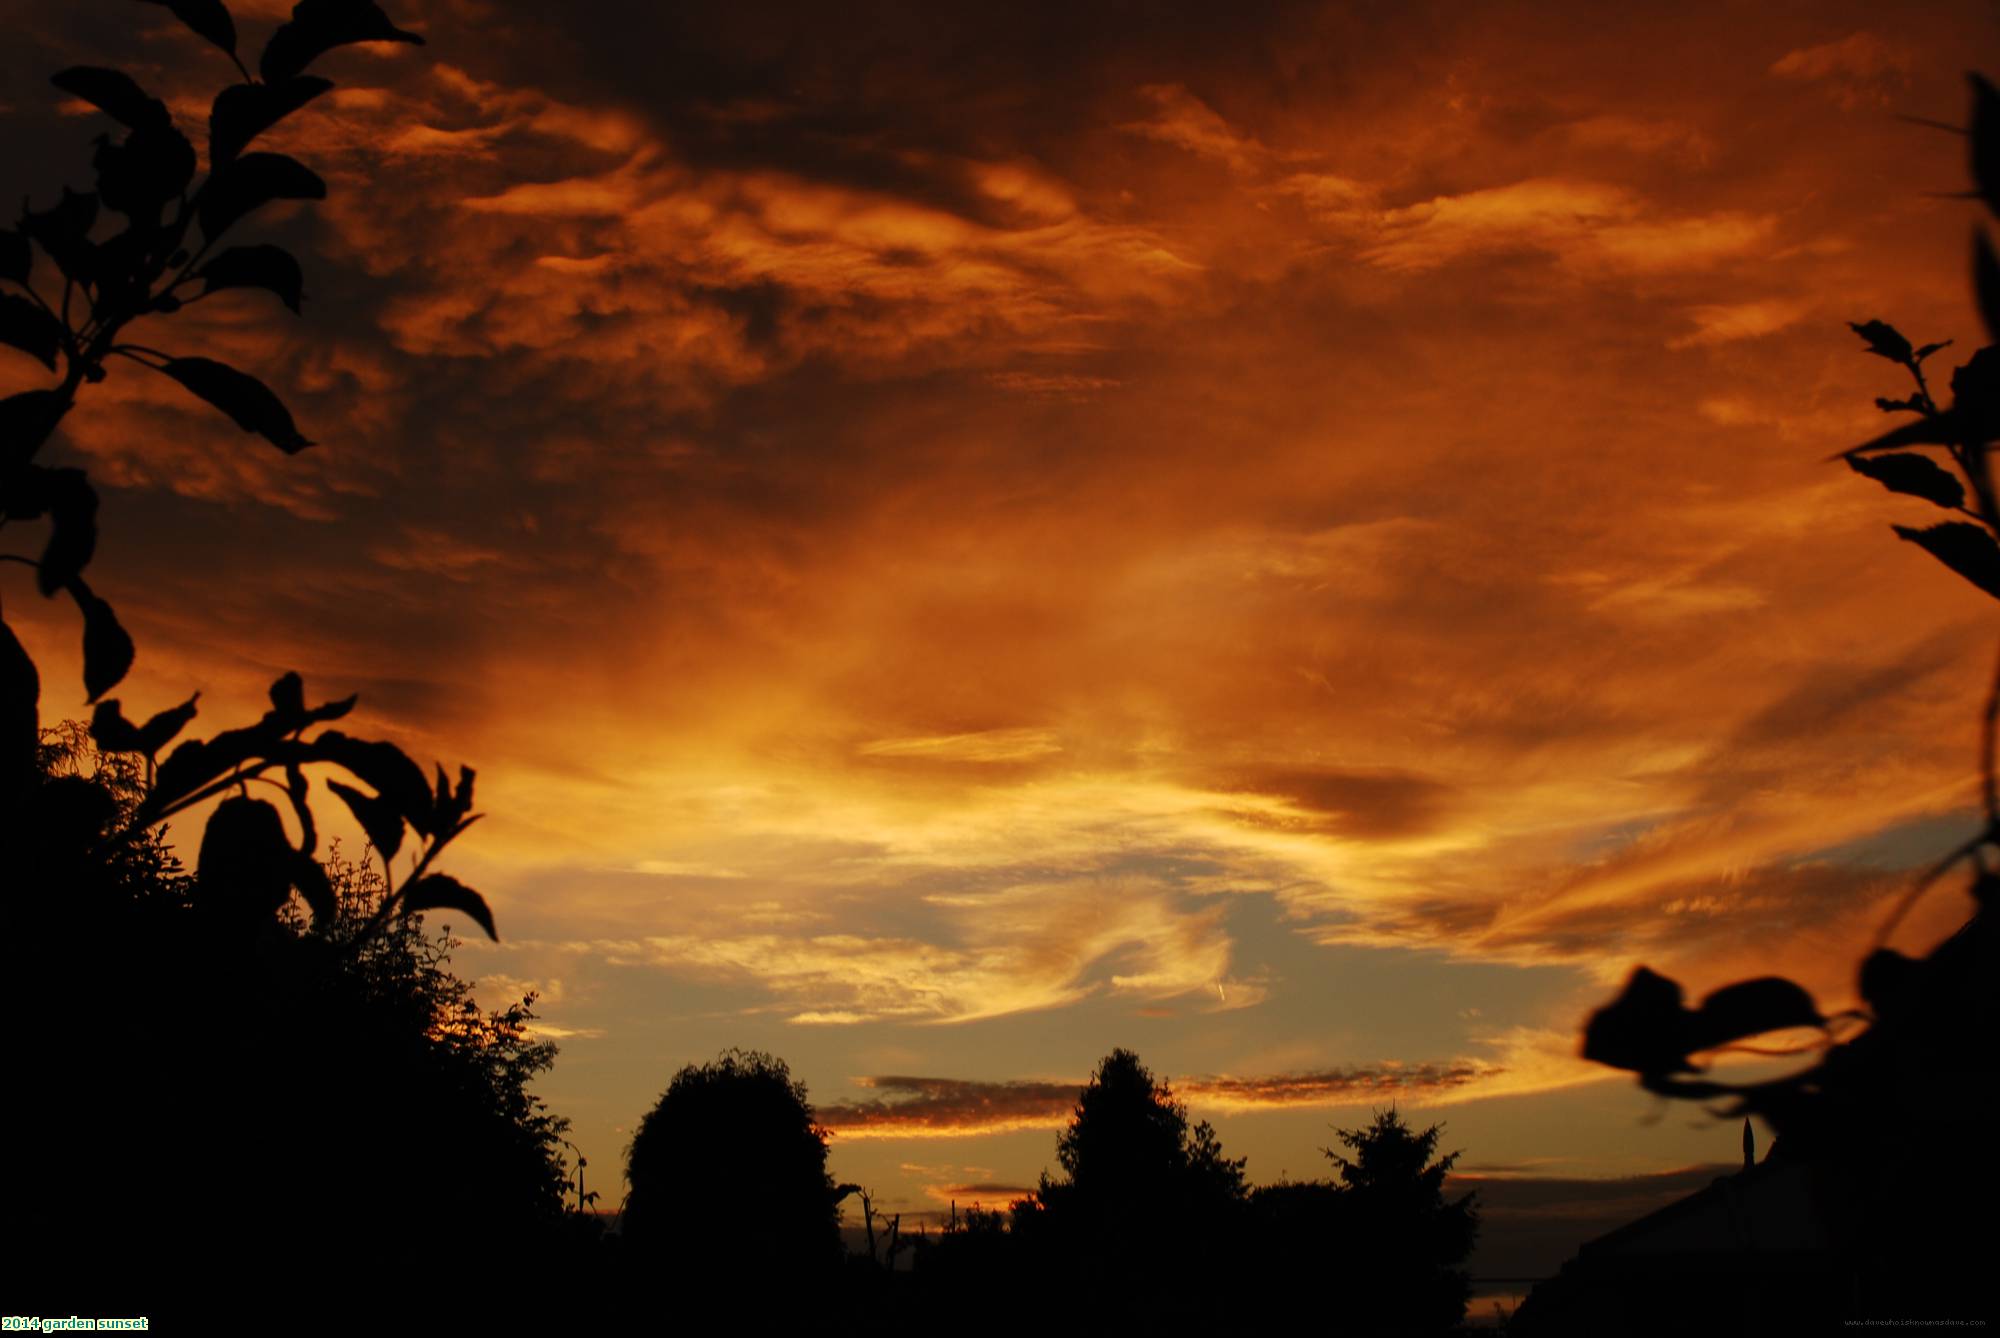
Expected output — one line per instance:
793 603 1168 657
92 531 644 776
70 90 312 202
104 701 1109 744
1013 1049 1247 1321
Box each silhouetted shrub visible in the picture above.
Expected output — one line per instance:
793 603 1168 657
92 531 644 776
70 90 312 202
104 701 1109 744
0 4 578 1319
623 1049 848 1293
11 736 574 1320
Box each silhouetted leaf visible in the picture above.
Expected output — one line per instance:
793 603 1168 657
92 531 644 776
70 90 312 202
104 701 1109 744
260 0 425 85
158 356 313 454
290 847 335 923
1859 947 1920 1020
1973 73 2000 221
142 692 203 752
1684 977 1823 1054
207 77 331 169
1951 344 2000 440
1893 520 2000 600
0 229 27 286
0 295 61 371
282 759 317 856
1848 411 1967 455
50 67 171 131
430 761 476 836
91 691 199 757
144 716 289 818
260 671 356 735
1978 231 2000 345
310 691 356 725
197 151 325 241
199 244 303 313
310 729 433 833
1915 339 1953 363
35 467 98 595
91 226 157 316
0 615 38 779
64 577 133 702
197 794 295 916
1585 969 1822 1079
94 123 198 220
135 0 239 58
1850 319 1915 365
327 778 405 861
1875 395 1926 415
89 698 145 753
1581 966 1693 1076
270 669 306 721
1848 452 1966 509
0 391 71 473
23 189 99 286
401 872 497 941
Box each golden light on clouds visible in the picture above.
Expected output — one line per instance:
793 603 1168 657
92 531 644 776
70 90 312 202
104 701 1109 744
4 0 1996 1228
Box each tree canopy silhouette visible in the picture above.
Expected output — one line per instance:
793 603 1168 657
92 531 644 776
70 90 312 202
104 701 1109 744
1045 1047 1246 1215
1009 1049 1247 1319
1237 1110 1477 1334
0 4 582 1321
623 1049 851 1288
1328 1109 1478 1334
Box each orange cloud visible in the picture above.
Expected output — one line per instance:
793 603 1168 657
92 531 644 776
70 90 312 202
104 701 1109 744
26 0 1996 1232
1360 179 1773 274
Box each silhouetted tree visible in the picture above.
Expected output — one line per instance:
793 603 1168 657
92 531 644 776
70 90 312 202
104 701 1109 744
1327 1109 1478 1334
1238 1111 1474 1334
1046 1048 1247 1211
1014 1049 1247 1318
623 1049 849 1292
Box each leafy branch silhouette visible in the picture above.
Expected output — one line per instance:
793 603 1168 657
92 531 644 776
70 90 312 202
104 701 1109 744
0 1 497 941
1581 74 2000 1130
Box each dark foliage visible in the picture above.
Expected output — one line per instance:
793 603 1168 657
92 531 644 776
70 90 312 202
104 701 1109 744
1017 1048 1246 1259
892 1056 1479 1332
623 1049 850 1291
7 730 573 1322
1236 1112 1476 1335
0 0 496 946
972 1050 1246 1323
1050 1047 1247 1210
1573 71 2000 1326
0 4 572 1321
1322 1110 1478 1333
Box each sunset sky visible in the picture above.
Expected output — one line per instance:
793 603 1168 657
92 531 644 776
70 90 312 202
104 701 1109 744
5 0 1997 1274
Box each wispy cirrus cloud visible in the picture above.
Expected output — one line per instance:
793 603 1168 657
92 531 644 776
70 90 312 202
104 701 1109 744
1359 178 1773 275
622 877 1252 1024
1770 32 1912 107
